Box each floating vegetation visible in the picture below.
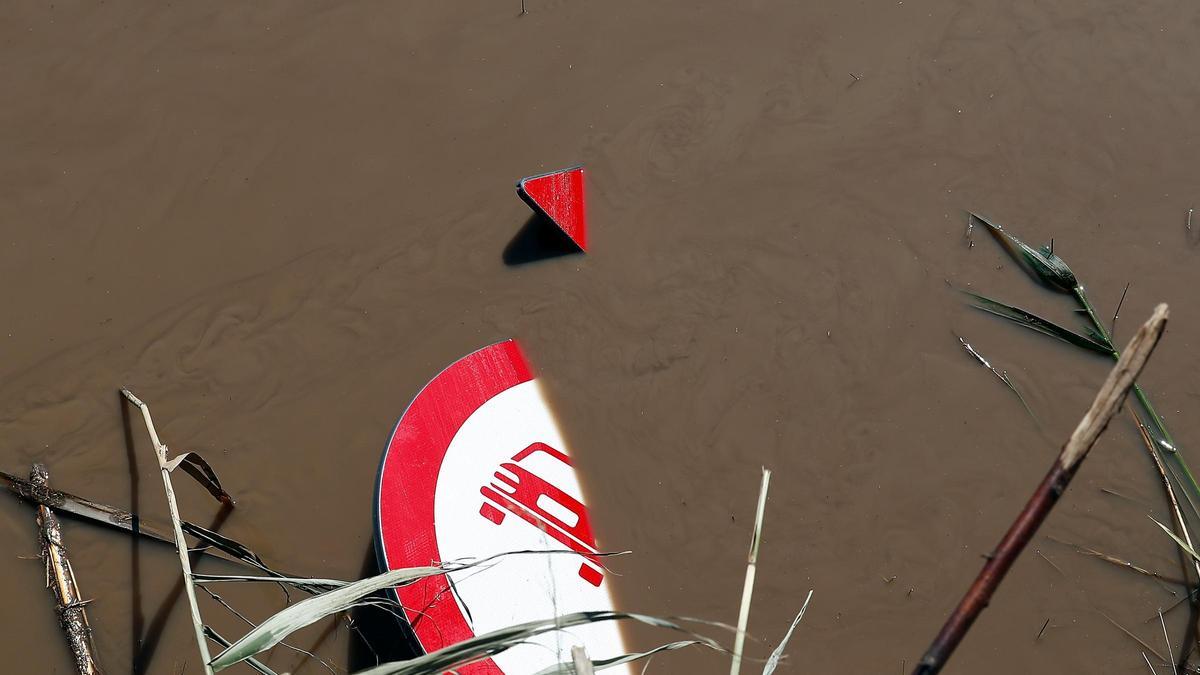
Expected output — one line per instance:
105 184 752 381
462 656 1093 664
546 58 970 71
953 332 1034 419
962 213 1200 526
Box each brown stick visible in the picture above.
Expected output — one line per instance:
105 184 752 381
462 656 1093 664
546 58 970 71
32 464 104 675
4 468 179 545
3 469 322 594
912 303 1169 675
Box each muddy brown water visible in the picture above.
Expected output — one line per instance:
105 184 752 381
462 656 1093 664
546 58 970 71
3 1 1200 673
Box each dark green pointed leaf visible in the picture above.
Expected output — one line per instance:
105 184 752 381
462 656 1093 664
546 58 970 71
970 213 1078 293
959 289 1112 354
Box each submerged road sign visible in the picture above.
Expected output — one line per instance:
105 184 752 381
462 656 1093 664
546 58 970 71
517 166 588 252
374 340 628 673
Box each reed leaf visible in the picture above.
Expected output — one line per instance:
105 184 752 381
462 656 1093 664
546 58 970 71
954 333 1035 419
532 641 716 674
209 564 449 670
204 627 279 675
762 590 813 675
122 388 215 674
165 451 234 505
210 549 621 671
352 611 725 675
1152 517 1200 563
959 289 1111 354
970 213 1078 293
191 573 347 591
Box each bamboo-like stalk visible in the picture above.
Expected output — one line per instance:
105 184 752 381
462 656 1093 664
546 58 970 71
729 467 771 675
120 389 214 675
912 303 1169 675
31 464 103 675
571 646 595 675
1134 407 1200 671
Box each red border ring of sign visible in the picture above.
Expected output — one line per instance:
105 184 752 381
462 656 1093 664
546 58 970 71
373 339 533 673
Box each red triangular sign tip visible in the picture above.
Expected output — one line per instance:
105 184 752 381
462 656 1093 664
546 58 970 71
518 166 587 252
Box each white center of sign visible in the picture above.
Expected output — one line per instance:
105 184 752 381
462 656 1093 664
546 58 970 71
434 379 630 673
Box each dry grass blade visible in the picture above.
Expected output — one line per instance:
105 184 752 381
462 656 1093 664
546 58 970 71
1102 611 1167 663
762 590 813 675
179 521 326 594
120 388 214 675
210 549 623 670
203 627 278 675
352 612 726 675
1132 407 1200 592
1158 609 1178 675
730 468 771 675
1151 518 1200 564
0 470 287 574
531 641 717 674
953 333 1034 418
192 573 346 590
209 563 452 670
165 452 234 505
1036 550 1065 576
1052 537 1186 586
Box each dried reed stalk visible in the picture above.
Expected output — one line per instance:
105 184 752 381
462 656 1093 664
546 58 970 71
31 464 103 675
572 646 595 675
120 389 214 675
730 467 771 675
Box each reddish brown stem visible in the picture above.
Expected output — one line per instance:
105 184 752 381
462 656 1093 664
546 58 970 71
911 303 1169 675
913 463 1073 674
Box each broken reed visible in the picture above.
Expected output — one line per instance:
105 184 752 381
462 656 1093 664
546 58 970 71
120 389 215 675
730 468 771 675
31 464 103 675
913 304 1169 675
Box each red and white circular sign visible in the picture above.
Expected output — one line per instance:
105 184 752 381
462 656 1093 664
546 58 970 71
375 339 629 673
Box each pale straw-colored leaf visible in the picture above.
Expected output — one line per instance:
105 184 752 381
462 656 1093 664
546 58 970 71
762 590 813 675
352 612 725 675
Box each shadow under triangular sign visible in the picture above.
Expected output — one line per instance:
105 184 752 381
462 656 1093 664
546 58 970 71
516 166 587 252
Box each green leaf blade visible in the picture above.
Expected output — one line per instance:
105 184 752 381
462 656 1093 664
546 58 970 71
959 289 1112 355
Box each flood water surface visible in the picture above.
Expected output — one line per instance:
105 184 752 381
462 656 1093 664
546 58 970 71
3 1 1200 673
